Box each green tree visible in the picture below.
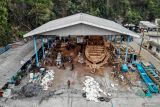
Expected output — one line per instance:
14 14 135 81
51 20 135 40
0 0 11 46
28 0 55 28
147 0 160 21
8 0 55 29
7 0 55 39
126 9 142 24
1 0 160 46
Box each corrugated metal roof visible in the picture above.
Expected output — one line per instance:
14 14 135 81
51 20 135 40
23 13 140 38
140 21 158 28
0 40 41 88
148 41 160 49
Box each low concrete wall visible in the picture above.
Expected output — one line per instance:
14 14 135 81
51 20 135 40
143 46 160 60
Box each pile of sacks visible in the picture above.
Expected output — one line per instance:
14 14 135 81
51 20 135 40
82 76 106 102
41 70 55 90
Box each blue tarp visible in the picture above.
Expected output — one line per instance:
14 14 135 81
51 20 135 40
137 63 159 93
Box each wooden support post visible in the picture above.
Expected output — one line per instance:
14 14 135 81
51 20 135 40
118 35 122 58
139 29 144 55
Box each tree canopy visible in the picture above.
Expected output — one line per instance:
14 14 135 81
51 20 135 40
0 0 160 46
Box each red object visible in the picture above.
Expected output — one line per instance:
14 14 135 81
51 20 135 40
15 80 20 86
0 91 3 97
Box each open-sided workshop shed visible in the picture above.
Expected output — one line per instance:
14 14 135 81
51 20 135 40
23 13 140 66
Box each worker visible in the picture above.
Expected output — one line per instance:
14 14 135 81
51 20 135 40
62 63 65 69
70 63 74 71
67 80 71 88
68 56 72 63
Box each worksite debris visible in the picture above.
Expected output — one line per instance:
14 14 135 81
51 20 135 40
82 76 106 102
20 83 42 97
41 70 55 90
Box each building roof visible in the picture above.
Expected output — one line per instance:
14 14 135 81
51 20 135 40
23 13 140 38
0 40 41 88
148 41 160 49
145 32 160 37
140 21 158 29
